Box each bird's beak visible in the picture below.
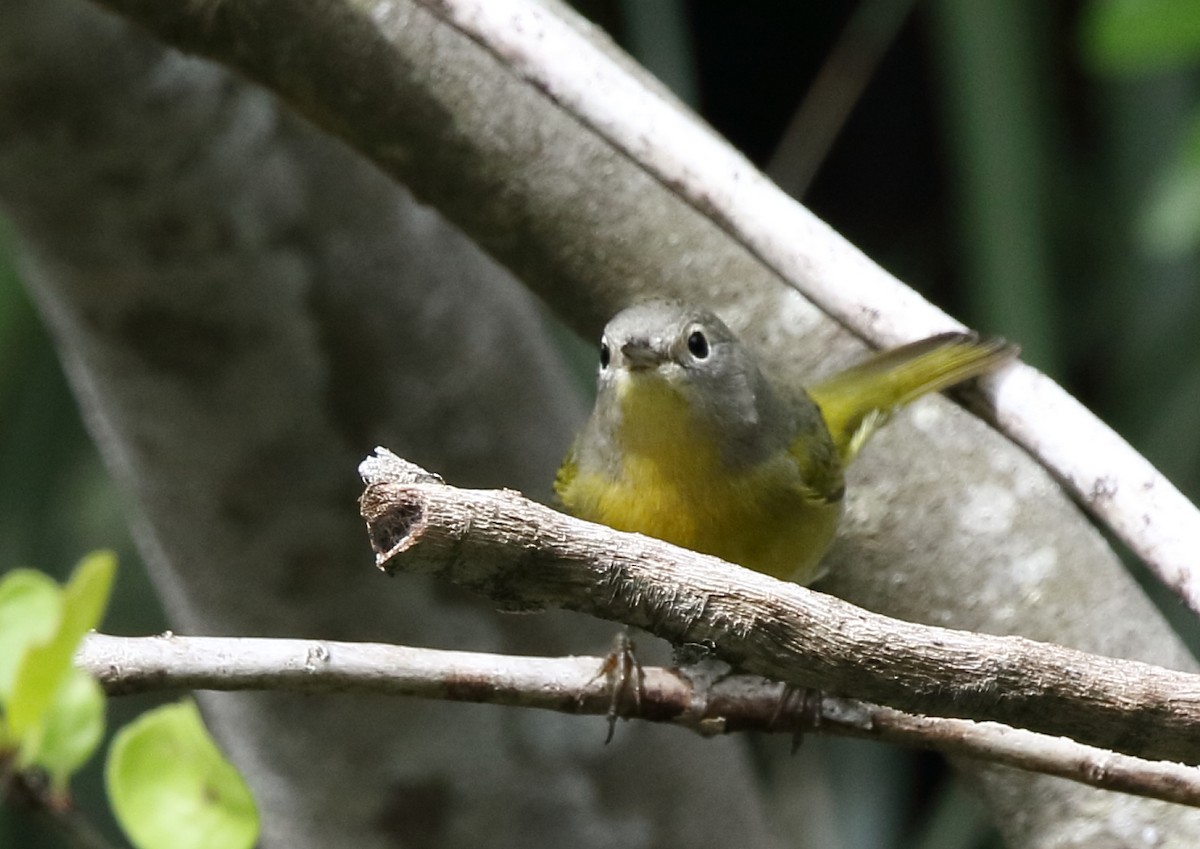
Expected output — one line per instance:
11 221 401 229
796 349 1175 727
620 338 664 371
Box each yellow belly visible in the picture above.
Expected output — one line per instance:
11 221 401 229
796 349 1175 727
560 450 839 584
557 371 840 584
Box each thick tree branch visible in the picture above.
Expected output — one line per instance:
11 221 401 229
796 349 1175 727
86 0 1200 616
359 448 1200 767
77 632 1200 809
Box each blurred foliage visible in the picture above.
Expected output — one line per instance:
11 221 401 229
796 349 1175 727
107 700 260 849
1137 111 1200 258
1082 0 1200 262
2 1 1199 848
0 561 256 849
1081 0 1200 74
0 555 114 792
0 561 111 849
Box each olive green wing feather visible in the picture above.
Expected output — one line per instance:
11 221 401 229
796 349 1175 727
807 332 1017 465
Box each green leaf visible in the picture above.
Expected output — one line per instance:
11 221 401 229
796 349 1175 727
7 552 115 738
0 569 61 704
107 700 260 849
0 569 62 750
61 551 117 641
27 666 105 790
1139 110 1200 256
1081 0 1200 74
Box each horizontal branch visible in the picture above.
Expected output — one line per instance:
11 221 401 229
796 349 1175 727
358 448 1200 767
77 633 1200 808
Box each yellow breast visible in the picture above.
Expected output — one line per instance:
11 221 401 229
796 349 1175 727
557 375 839 583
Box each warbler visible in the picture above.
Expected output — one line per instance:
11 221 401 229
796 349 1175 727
554 300 1017 584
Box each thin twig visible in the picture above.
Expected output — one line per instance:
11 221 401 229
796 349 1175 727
77 632 1200 808
358 448 1200 767
768 0 918 197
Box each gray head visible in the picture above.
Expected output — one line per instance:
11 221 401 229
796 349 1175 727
586 300 794 468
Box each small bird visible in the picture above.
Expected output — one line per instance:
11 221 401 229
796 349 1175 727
555 300 1017 584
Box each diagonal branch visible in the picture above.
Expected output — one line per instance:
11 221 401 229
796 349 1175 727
77 632 1200 809
358 448 1200 767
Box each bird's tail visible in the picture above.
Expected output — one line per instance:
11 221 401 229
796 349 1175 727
807 332 1018 464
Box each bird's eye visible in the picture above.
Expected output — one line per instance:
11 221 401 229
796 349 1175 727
599 341 611 369
687 330 709 360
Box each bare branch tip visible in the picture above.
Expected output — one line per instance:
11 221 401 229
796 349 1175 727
357 449 442 573
364 495 427 573
358 447 444 486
